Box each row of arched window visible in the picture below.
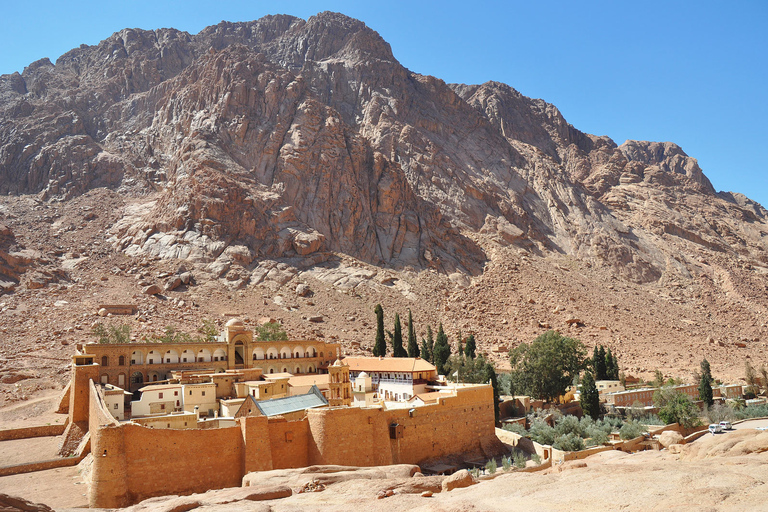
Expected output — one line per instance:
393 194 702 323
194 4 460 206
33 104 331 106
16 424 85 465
99 347 324 366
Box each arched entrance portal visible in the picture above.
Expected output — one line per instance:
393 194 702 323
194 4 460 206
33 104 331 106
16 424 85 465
234 341 245 367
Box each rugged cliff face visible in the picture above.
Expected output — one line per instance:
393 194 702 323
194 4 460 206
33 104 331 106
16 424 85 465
1 12 767 384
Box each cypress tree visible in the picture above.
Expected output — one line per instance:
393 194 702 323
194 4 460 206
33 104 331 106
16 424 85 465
373 304 387 357
407 309 419 358
433 323 451 375
580 371 600 420
592 346 600 376
426 325 435 363
457 330 464 358
608 349 620 380
595 345 607 380
392 313 407 357
699 358 714 407
465 334 477 359
420 338 429 360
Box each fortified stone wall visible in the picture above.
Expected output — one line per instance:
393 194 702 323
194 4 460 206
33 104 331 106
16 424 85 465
268 417 310 469
306 406 393 467
87 382 496 507
385 385 495 464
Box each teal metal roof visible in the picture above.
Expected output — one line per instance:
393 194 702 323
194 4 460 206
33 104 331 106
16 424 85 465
255 385 328 417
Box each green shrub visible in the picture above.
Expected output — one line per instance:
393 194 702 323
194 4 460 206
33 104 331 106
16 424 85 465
256 321 288 341
91 323 130 344
501 455 512 471
554 415 582 437
531 454 542 465
585 426 609 446
733 403 768 420
513 452 527 468
528 418 556 445
619 419 646 440
485 458 497 474
502 422 528 436
553 432 584 451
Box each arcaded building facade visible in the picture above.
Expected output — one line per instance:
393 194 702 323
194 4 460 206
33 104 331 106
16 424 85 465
82 319 341 391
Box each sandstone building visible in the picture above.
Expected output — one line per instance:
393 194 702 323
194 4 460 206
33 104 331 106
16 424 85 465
62 320 499 508
80 318 341 390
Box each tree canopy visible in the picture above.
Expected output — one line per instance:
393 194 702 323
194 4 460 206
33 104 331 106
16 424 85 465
509 330 586 402
653 387 701 428
464 334 477 359
373 304 386 357
406 309 419 358
433 323 451 375
580 371 600 420
255 321 288 341
699 358 714 407
391 313 407 357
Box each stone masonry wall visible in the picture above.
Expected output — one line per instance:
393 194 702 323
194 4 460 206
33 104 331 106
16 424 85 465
268 417 310 469
88 383 496 507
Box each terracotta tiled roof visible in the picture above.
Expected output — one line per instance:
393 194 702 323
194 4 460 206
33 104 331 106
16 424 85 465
409 391 450 403
341 357 436 373
288 374 330 388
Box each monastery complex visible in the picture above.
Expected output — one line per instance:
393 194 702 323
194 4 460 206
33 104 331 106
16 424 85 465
59 319 499 507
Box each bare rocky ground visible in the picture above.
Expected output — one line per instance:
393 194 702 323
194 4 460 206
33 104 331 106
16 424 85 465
1 187 766 411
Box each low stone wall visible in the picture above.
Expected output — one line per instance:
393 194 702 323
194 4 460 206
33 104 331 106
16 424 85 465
649 423 706 438
0 454 85 477
617 435 646 452
551 444 614 464
0 424 67 441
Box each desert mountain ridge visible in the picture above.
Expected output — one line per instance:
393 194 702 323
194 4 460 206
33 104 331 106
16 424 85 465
1 12 767 404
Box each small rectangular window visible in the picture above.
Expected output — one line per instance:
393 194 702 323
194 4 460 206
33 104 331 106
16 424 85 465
114 403 118 410
174 391 178 396
159 392 163 399
202 391 205 396
161 404 165 410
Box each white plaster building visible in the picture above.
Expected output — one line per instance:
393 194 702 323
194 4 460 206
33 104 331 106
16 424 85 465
343 357 437 402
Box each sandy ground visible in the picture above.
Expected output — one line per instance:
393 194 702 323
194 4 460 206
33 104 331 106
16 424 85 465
0 465 88 509
0 390 68 430
0 436 61 465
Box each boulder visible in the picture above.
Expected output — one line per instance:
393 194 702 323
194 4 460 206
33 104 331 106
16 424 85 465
97 308 108 317
296 283 311 297
308 315 324 323
165 276 182 291
441 469 475 492
292 230 325 256
659 430 684 448
143 284 162 295
179 272 192 285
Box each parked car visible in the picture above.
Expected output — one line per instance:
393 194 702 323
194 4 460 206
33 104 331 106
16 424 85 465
719 421 733 430
709 423 723 434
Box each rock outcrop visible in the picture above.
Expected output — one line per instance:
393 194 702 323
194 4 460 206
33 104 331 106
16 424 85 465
1 12 766 285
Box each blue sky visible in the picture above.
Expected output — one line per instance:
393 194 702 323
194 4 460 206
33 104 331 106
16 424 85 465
2 1 766 206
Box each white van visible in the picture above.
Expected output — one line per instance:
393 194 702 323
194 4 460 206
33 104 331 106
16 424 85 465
719 421 732 430
709 423 723 434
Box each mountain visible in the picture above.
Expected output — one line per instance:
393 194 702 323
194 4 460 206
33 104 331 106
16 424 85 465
1 12 767 389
